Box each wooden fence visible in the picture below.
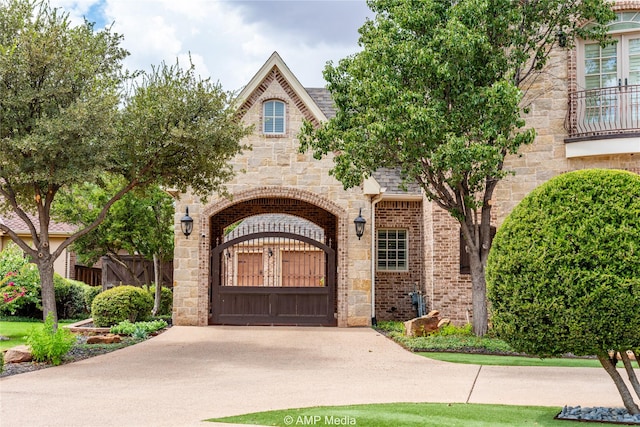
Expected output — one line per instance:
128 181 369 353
74 256 173 290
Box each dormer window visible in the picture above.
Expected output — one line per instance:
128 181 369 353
263 100 285 135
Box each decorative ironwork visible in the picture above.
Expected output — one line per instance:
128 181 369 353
566 84 640 139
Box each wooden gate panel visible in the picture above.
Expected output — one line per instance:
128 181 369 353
210 227 336 326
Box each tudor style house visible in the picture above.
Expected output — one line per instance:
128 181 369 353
172 3 639 327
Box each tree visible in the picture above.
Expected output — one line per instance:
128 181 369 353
486 169 640 414
0 0 251 325
55 181 175 315
299 0 614 335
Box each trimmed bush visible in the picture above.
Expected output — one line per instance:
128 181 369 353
487 169 640 413
487 169 640 357
144 285 173 316
91 285 153 327
54 278 90 320
83 286 102 313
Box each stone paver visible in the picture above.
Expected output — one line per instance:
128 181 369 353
0 326 631 427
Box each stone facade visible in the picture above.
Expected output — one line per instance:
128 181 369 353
173 53 372 327
173 10 640 328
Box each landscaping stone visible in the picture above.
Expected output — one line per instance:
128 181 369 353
4 345 33 363
86 334 122 344
557 406 640 424
405 311 443 337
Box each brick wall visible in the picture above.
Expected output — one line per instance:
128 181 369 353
374 201 423 321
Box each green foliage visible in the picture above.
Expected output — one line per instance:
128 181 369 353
56 182 175 268
0 242 29 276
434 323 474 337
26 314 76 365
391 331 515 354
91 285 153 327
144 285 172 316
109 319 167 337
374 320 405 334
0 350 3 373
0 0 251 325
487 170 640 358
0 262 42 317
298 0 613 336
54 278 87 320
83 286 102 313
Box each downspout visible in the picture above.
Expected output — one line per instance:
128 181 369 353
370 193 384 326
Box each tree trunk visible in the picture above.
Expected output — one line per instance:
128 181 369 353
152 253 161 316
37 259 58 328
621 351 640 401
598 354 640 414
469 254 488 337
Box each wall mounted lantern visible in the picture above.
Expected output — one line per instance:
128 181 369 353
354 208 366 240
181 207 194 238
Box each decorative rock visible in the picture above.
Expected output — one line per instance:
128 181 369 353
4 345 33 363
86 334 122 344
437 318 451 328
405 311 442 337
557 406 640 424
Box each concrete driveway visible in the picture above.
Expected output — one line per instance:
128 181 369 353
0 326 629 427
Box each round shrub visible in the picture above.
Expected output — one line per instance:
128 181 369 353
487 169 640 358
91 285 153 327
84 286 102 313
54 278 89 320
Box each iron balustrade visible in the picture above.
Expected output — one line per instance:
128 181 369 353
566 84 640 139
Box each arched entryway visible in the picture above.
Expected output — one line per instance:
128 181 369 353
204 188 346 326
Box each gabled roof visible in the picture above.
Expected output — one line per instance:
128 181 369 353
237 52 328 126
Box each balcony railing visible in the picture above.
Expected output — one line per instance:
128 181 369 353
565 84 640 140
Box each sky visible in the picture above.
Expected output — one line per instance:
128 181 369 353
49 0 374 92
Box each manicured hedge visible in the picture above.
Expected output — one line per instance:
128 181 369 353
91 285 153 327
487 169 640 357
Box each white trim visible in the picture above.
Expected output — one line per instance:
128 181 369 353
565 136 640 157
237 51 328 123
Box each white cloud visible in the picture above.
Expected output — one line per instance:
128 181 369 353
49 0 372 91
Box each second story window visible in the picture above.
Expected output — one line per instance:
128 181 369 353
263 100 285 135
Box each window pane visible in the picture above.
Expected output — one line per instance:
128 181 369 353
275 118 284 133
585 44 600 59
264 117 273 133
265 102 274 116
376 229 408 271
275 101 284 115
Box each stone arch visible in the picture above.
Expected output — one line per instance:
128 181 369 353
198 187 349 326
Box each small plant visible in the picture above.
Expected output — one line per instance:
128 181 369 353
131 325 149 339
374 320 405 334
110 319 168 336
91 285 153 327
26 313 76 365
0 351 4 373
434 323 473 337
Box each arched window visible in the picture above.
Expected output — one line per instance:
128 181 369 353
263 100 285 135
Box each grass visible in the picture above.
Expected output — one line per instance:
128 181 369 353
0 319 74 351
419 352 601 368
207 402 566 426
375 321 602 368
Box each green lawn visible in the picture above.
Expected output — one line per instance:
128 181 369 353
420 352 602 368
0 319 74 351
207 403 566 426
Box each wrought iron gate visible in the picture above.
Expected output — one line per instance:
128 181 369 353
209 217 336 325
